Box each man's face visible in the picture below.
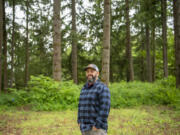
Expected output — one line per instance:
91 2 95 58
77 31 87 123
86 68 99 84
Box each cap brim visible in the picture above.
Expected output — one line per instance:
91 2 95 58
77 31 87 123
84 67 96 71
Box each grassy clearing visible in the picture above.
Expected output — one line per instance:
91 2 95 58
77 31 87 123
0 106 179 135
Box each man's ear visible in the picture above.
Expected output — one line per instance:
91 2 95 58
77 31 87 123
97 71 99 76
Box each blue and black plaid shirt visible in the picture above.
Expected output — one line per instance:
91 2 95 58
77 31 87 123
77 79 111 132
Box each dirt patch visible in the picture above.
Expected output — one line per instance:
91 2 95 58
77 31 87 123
16 105 33 111
0 112 29 135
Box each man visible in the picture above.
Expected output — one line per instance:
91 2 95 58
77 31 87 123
77 64 111 135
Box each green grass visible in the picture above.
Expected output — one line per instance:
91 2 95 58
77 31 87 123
0 106 179 135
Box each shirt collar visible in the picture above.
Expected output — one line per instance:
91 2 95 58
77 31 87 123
84 79 100 88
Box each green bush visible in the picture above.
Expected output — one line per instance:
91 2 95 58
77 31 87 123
0 92 18 106
7 75 80 111
110 81 157 108
110 76 180 110
1 75 179 111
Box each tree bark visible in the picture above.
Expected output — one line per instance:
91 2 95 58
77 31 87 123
173 0 177 52
161 0 168 77
3 0 7 91
152 26 156 82
10 0 15 87
173 0 180 88
25 0 29 86
125 0 134 82
0 0 3 93
141 39 145 82
71 0 78 84
110 54 113 82
53 0 61 81
151 1 156 82
146 24 152 82
140 24 146 82
101 0 111 86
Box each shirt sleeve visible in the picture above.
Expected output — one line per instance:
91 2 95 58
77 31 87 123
77 103 80 124
95 86 111 129
77 89 82 124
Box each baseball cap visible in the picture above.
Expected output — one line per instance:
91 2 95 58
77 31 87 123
84 64 99 72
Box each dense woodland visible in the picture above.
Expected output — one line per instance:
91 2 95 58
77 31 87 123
0 0 180 92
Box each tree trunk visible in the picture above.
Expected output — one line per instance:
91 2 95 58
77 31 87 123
161 0 168 77
25 0 29 86
0 0 3 93
141 40 145 82
152 26 156 82
10 0 15 87
145 24 152 82
173 0 180 88
140 25 146 82
101 0 111 86
53 0 61 81
71 0 78 84
125 0 134 82
173 0 177 52
110 54 113 82
151 1 156 82
3 0 7 91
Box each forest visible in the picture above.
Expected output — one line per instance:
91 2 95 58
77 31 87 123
0 0 180 134
0 0 179 89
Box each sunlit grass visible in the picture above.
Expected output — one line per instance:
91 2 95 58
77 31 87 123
0 106 179 135
108 106 179 135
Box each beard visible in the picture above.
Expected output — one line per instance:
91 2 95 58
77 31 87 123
86 75 97 84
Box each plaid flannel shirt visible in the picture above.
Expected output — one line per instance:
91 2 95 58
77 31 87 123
77 79 111 132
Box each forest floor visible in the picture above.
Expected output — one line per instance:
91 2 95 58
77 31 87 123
0 106 179 135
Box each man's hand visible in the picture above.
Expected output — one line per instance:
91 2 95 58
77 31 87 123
92 126 98 131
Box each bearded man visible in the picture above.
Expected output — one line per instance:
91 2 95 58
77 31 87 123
77 64 111 135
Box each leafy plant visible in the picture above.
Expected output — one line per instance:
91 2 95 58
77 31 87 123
1 75 179 111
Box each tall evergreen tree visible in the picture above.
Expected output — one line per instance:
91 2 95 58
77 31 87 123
102 0 111 86
10 0 15 87
152 25 156 81
3 0 7 91
25 0 29 86
125 0 134 81
161 0 168 77
145 24 152 82
53 0 61 81
151 0 157 82
144 0 152 82
173 0 180 88
71 0 78 84
0 0 3 93
140 28 146 81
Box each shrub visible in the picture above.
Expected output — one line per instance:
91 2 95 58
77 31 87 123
110 81 157 108
1 75 179 111
110 76 180 110
7 75 80 111
0 92 18 106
